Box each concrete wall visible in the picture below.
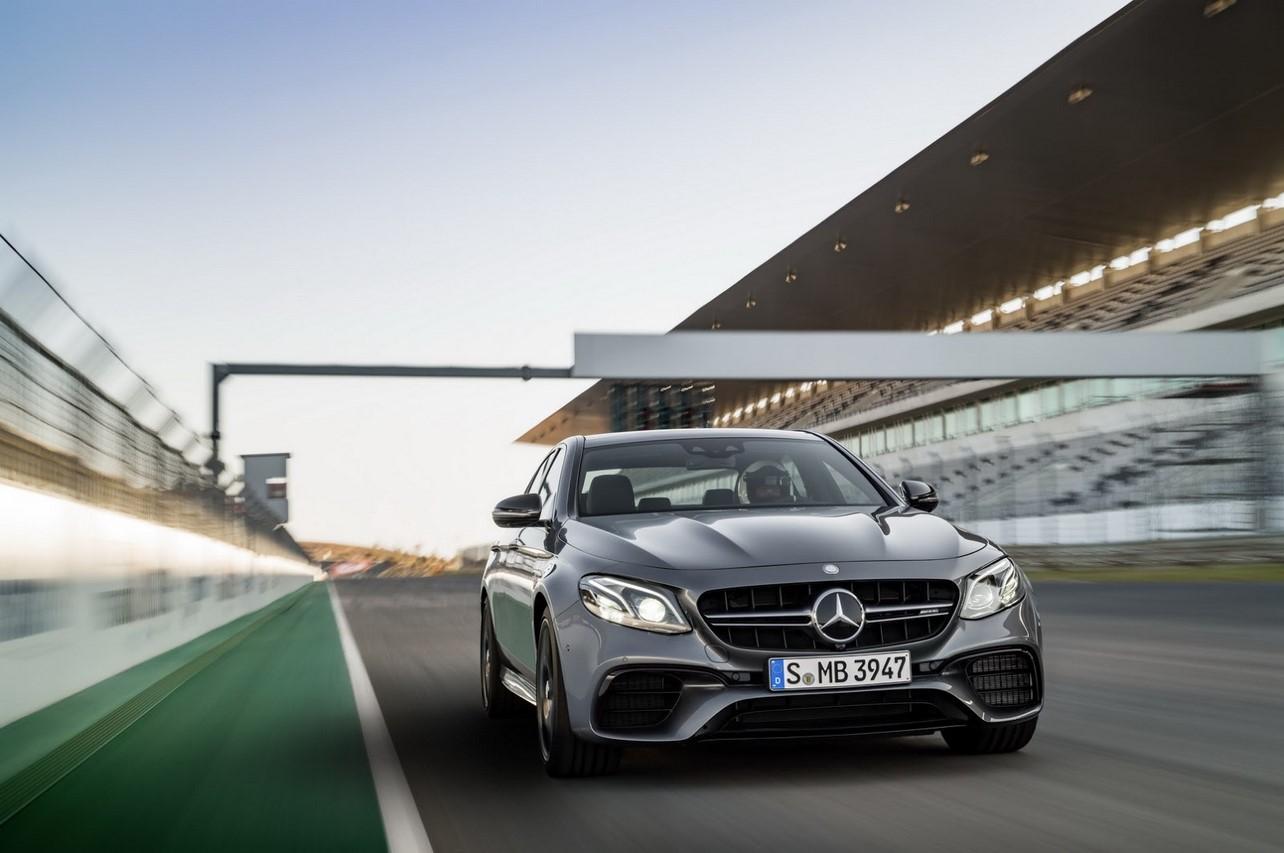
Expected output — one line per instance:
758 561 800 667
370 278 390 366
0 479 319 726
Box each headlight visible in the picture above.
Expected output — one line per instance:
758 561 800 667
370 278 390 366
578 575 691 634
959 557 1025 620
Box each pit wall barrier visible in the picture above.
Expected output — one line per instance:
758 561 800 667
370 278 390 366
0 479 319 726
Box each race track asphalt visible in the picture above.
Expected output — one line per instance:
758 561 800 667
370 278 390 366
337 577 1284 853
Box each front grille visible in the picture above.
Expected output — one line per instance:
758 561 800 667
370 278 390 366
708 689 968 739
964 651 1038 709
697 580 958 651
597 671 684 730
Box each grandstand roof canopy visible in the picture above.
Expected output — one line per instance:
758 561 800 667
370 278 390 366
523 0 1284 444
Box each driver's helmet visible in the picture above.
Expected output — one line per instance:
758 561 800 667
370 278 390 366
744 463 793 504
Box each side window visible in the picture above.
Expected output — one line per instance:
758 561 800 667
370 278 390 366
538 449 566 521
524 452 554 495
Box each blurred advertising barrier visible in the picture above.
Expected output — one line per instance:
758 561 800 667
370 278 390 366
0 238 317 726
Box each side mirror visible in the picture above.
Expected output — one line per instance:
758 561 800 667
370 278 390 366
901 480 938 513
492 493 543 528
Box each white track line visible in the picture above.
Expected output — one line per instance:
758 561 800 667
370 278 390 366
328 583 434 853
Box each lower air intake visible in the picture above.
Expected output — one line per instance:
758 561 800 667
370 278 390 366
597 671 683 730
965 651 1038 709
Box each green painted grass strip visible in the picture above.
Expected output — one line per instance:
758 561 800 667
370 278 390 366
0 584 311 826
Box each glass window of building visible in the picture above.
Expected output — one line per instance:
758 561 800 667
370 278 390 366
1018 389 1040 423
1040 384 1063 419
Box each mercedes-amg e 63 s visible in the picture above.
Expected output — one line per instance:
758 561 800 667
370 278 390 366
480 429 1042 776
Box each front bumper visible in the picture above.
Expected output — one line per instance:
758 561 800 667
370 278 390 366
554 592 1042 745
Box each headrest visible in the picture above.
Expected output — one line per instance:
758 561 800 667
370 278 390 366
702 488 738 507
587 474 636 515
637 497 671 511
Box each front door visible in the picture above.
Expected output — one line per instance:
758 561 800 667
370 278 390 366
504 447 564 675
491 450 552 673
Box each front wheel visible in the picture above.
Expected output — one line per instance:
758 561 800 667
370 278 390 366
942 716 1038 754
536 614 621 777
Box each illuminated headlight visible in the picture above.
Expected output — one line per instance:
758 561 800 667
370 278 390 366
959 557 1025 620
579 575 691 634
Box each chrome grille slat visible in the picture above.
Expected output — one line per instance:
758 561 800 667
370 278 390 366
866 611 952 623
697 579 959 652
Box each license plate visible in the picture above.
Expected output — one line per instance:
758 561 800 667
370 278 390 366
768 650 911 691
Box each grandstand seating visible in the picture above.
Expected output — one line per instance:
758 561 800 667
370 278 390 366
866 393 1259 532
740 224 1284 432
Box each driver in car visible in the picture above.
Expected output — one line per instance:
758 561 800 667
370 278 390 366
744 464 794 505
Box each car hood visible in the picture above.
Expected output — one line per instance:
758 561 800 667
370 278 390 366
563 507 988 570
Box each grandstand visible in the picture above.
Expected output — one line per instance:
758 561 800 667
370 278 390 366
522 0 1284 544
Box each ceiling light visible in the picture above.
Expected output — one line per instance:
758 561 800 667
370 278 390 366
894 198 911 214
745 293 757 309
1155 227 1202 253
1206 204 1259 233
1262 192 1284 210
971 309 993 326
1109 248 1151 271
784 268 798 283
1203 0 1236 17
833 238 847 253
770 393 781 405
942 321 965 335
999 297 1025 315
710 317 722 330
1067 85 1093 105
1068 266 1105 286
969 149 989 167
1032 282 1063 301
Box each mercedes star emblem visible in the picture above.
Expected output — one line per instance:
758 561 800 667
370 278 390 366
810 588 865 644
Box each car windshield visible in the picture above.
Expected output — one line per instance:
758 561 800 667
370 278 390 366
577 437 889 516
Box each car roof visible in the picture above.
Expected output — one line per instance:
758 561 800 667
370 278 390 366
580 428 820 448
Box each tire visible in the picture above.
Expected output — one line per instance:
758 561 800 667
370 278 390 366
536 614 621 777
943 716 1038 754
480 599 522 719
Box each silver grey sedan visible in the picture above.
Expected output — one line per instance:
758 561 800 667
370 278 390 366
480 429 1042 776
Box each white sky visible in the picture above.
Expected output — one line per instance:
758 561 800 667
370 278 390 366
0 0 1127 553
